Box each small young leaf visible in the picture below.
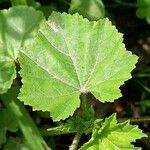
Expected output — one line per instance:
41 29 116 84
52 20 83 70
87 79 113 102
19 12 137 121
62 106 95 134
69 0 105 20
79 114 147 150
0 6 44 94
136 0 150 24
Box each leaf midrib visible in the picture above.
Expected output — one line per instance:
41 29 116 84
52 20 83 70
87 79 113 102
47 20 81 87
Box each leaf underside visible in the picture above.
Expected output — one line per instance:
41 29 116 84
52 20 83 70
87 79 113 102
19 12 138 121
79 114 147 150
0 6 44 94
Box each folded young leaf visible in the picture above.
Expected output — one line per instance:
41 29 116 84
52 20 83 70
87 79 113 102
79 114 147 150
0 6 44 94
19 12 138 121
136 0 150 24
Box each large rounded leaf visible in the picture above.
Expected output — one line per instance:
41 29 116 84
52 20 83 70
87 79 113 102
0 6 44 93
19 12 138 121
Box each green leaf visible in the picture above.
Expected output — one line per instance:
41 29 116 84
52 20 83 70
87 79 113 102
1 87 48 150
19 12 137 121
62 106 95 134
69 0 105 20
79 114 147 150
136 0 150 24
0 127 6 144
0 108 18 132
0 108 18 144
39 4 57 19
4 137 30 150
47 106 95 135
0 6 44 94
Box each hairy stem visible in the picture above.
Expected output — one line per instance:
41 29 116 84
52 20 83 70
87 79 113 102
69 133 81 150
81 94 87 112
45 127 75 136
1 87 50 150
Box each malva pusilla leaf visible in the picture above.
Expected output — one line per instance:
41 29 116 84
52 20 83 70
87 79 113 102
18 12 138 121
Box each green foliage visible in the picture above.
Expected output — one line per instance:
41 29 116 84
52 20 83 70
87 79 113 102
69 0 105 20
39 4 57 19
136 0 150 23
63 106 96 134
0 108 18 144
19 12 137 121
0 1 148 149
0 6 44 94
3 137 30 150
0 128 6 144
80 114 147 150
1 87 47 150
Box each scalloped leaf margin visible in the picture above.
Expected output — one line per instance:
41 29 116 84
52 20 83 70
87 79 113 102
19 12 138 121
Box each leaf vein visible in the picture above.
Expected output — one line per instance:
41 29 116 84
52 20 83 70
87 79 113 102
21 51 79 90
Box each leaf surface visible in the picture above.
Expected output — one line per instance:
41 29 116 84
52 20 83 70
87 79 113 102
19 12 137 121
79 114 147 150
136 0 150 23
69 0 105 20
0 6 44 93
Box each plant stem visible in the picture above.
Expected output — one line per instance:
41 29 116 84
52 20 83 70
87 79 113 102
10 0 36 7
69 133 81 150
114 0 137 7
60 0 70 5
44 127 76 136
119 116 150 123
68 94 87 150
81 94 87 112
134 74 150 78
135 81 150 93
1 88 50 150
